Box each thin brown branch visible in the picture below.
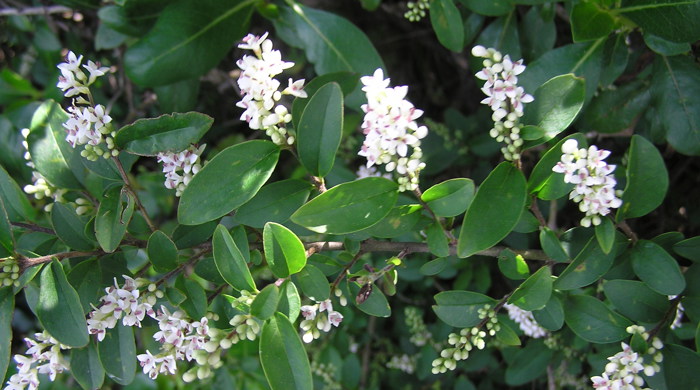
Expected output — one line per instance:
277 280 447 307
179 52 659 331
310 176 327 193
617 220 638 244
18 250 103 272
112 156 157 233
331 250 365 290
11 222 55 235
529 196 547 227
648 295 682 340
0 5 71 16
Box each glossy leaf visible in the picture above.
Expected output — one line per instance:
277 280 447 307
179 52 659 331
663 344 700 389
364 204 422 238
508 267 552 311
420 257 451 276
619 0 700 43
432 290 497 328
421 178 475 217
51 202 95 251
532 294 564 331
291 177 398 234
579 80 650 134
233 179 311 228
293 264 330 302
603 279 670 323
0 164 36 222
350 282 391 317
619 135 669 219
71 341 105 390
175 276 207 320
124 0 254 86
674 236 700 262
114 112 213 156
95 186 135 253
37 260 89 347
178 140 279 225
554 237 615 290
570 2 615 42
495 322 521 346
212 225 255 291
458 162 527 258
259 313 313 390
539 227 569 262
172 220 217 249
426 222 450 257
498 249 530 280
595 217 615 254
0 287 13 382
0 199 14 253
630 240 685 295
251 284 280 320
296 82 343 177
528 133 587 200
147 230 178 273
291 72 359 130
99 324 136 385
643 33 691 56
263 222 307 279
67 259 103 314
430 0 464 52
564 294 632 343
277 280 301 323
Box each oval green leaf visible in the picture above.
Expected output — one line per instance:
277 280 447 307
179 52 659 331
0 198 15 254
277 280 301 323
364 204 422 239
292 264 330 302
458 162 527 258
630 240 685 295
114 112 213 156
603 279 670 323
674 236 700 262
291 177 398 235
508 267 552 311
251 284 280 320
430 0 464 52
99 324 136 385
260 313 313 390
421 178 475 218
349 282 391 317
212 225 255 291
95 186 134 253
564 294 632 344
619 135 669 219
539 227 569 262
51 202 95 251
532 293 564 331
432 290 497 328
71 341 105 390
498 249 530 280
0 164 36 222
263 222 307 279
233 179 312 228
297 82 343 177
663 344 700 390
554 237 615 290
147 230 178 273
178 140 280 225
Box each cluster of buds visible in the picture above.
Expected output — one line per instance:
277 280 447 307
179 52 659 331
359 68 428 192
404 0 429 22
228 314 261 343
387 354 417 374
4 331 70 390
503 303 547 338
56 51 117 161
235 32 307 146
591 326 663 390
299 298 345 343
310 362 341 390
472 46 533 161
86 276 161 341
156 144 206 197
552 139 622 227
405 306 432 347
1 257 20 288
432 304 499 374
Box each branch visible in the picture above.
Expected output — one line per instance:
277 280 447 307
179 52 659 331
11 222 55 235
112 156 157 233
0 5 71 16
18 250 104 272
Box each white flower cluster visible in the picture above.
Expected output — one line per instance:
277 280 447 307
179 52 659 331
156 144 205 197
669 295 684 330
355 165 392 180
432 305 499 374
405 306 432 347
300 296 346 343
0 257 20 288
472 45 533 161
236 32 307 146
359 68 428 192
404 0 429 22
552 139 622 227
4 331 70 390
87 276 160 341
591 326 663 390
503 303 547 338
387 354 417 374
56 51 117 161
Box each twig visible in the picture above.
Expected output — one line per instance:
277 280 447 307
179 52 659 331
648 295 682 340
331 250 365 290
413 187 456 243
112 156 157 233
529 196 547 227
310 176 327 193
0 5 71 16
617 220 638 244
548 199 558 231
18 250 103 271
11 222 55 235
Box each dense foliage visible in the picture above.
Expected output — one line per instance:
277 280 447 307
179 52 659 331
1 0 700 389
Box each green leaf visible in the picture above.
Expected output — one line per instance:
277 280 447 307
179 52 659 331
458 162 527 258
630 240 685 295
459 0 513 16
430 0 464 52
124 0 254 86
154 78 201 113
67 259 103 314
495 322 521 346
508 267 552 311
0 287 14 382
579 79 650 134
603 279 670 323
212 225 255 291
0 198 14 254
293 264 330 302
0 69 38 105
595 217 615 254
522 74 586 147
528 133 587 200
277 280 301 323
99 324 136 385
519 6 556 61
564 294 632 343
475 13 521 60
114 112 213 156
172 220 217 249
571 1 615 42
291 72 359 130
432 290 497 328
297 82 343 177
259 313 313 390
37 260 89 347
178 140 279 225
71 341 105 390
532 293 564 331
364 204 422 238
291 177 398 234
273 3 385 109
618 135 669 219
420 257 451 276
175 276 208 319
349 282 391 317
619 0 700 43
650 56 700 155
663 344 700 390
147 230 178 273
498 249 530 280
643 33 691 56
554 237 616 290
505 340 553 385
263 222 307 279
233 179 311 229
95 186 135 253
421 178 475 217
0 164 36 222
674 236 700 262
51 202 95 251
539 227 570 262
251 284 280 320
426 222 450 257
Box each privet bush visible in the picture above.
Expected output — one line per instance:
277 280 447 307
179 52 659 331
1 0 699 389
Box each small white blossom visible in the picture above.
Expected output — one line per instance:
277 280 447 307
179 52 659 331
4 332 70 390
299 299 344 343
503 303 547 338
156 144 205 196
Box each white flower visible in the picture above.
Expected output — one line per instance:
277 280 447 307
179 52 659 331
503 303 547 338
157 144 205 197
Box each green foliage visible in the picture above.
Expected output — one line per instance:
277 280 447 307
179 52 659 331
114 112 213 156
260 313 312 390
